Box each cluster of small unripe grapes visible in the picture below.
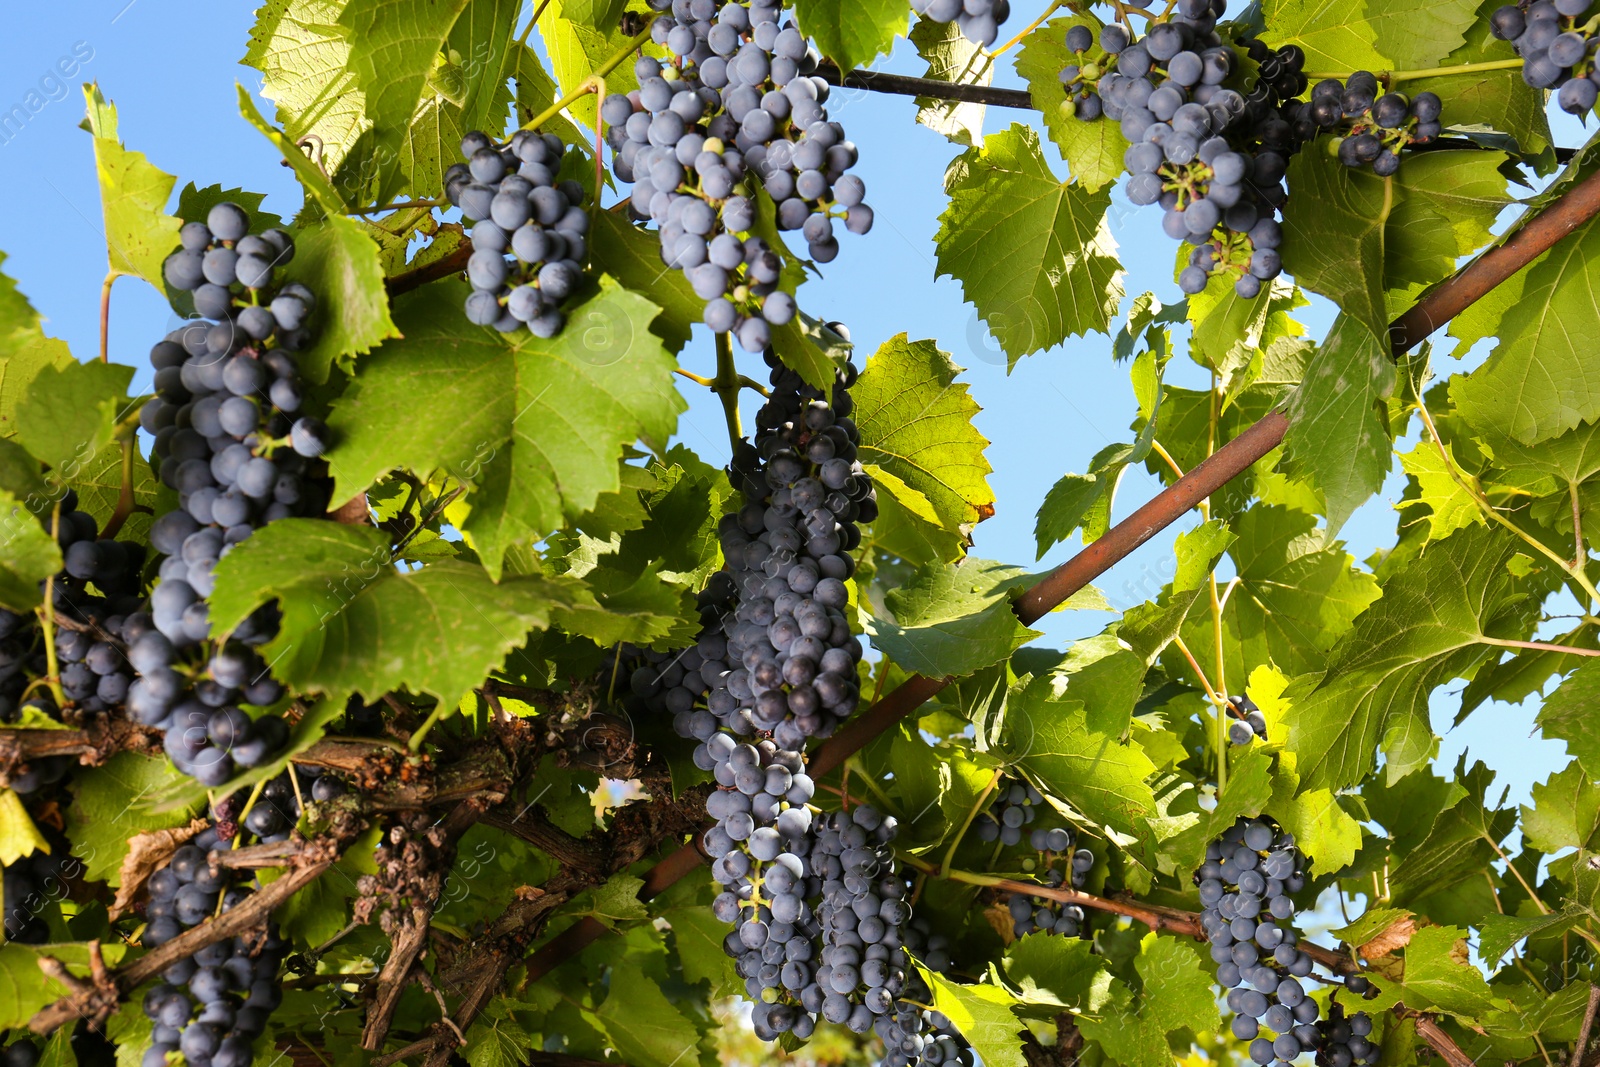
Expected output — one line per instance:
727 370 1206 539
445 129 590 337
1492 0 1600 112
140 203 329 786
908 0 1012 48
1199 817 1378 1067
142 767 339 1067
602 0 871 350
1292 74 1442 174
1227 693 1268 745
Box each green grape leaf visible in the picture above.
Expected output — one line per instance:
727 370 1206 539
1282 313 1395 533
337 0 472 202
865 464 966 565
791 0 907 72
665 906 742 997
560 0 626 31
1271 779 1365 873
589 210 702 353
283 213 401 384
1451 208 1600 445
854 334 994 546
210 520 577 708
15 360 134 478
1016 14 1129 192
1366 0 1481 69
80 85 182 291
512 42 583 145
1079 934 1219 1067
1388 759 1516 904
771 312 850 395
175 183 283 233
1285 524 1522 792
0 490 60 612
235 84 349 214
1521 760 1600 854
1537 658 1600 778
1116 519 1235 665
1397 436 1485 543
1001 676 1158 836
1282 147 1390 335
1177 504 1380 688
1478 907 1587 965
65 753 204 886
935 124 1122 365
329 278 681 573
463 999 534 1067
924 970 1027 1067
1366 925 1497 1021
1003 935 1110 1011
865 557 1041 678
910 16 992 147
537 0 656 128
1259 0 1388 72
1383 150 1511 292
593 965 703 1067
0 790 49 867
0 942 126 1029
244 0 369 196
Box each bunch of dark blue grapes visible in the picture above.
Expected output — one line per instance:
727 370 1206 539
1227 693 1268 745
876 970 975 1067
603 0 871 350
2 835 80 945
1313 999 1378 1067
1058 6 1299 298
141 766 339 1067
908 0 1012 47
1492 0 1600 113
1289 73 1442 175
1199 816 1378 1067
137 203 328 786
1006 867 1090 938
444 129 589 337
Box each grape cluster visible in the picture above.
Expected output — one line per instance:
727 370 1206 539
908 0 1013 48
0 1041 37 1067
142 765 338 1067
1492 0 1600 113
141 821 287 1067
1313 1000 1378 1067
1227 693 1267 745
875 971 976 1067
1006 867 1089 938
1292 74 1442 175
1060 6 1299 297
603 0 871 349
2 843 78 945
444 129 590 337
1198 816 1378 1067
139 203 329 786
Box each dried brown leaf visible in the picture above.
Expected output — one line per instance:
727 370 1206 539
108 817 209 919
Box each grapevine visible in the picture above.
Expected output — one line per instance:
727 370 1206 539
0 3 1595 1067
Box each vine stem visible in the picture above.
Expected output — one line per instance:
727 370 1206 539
713 331 742 453
98 272 118 365
344 198 448 217
991 0 1064 55
521 26 654 132
1479 636 1600 657
1303 57 1525 82
1574 985 1600 1067
938 767 1004 879
37 503 64 709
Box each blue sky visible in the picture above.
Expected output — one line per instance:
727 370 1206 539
0 1 1585 812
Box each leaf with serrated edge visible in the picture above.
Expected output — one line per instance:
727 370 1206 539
910 16 991 146
924 969 1027 1067
866 557 1040 678
1451 208 1600 445
244 0 369 186
210 520 578 708
1285 524 1522 791
283 214 401 384
1015 14 1128 192
81 87 183 292
1283 313 1395 533
1259 0 1388 72
791 0 907 72
593 965 703 1067
1365 0 1480 68
854 334 993 539
936 125 1122 364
